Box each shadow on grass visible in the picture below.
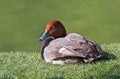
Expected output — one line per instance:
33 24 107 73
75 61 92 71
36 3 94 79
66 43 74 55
46 77 64 79
95 51 116 62
88 51 119 79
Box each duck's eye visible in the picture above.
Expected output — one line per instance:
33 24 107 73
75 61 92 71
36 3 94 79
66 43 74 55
51 26 55 29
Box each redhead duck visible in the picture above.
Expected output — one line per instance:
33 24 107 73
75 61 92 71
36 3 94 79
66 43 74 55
38 20 103 65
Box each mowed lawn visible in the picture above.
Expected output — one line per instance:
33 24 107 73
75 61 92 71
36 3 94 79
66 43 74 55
0 0 120 52
0 0 120 79
0 44 120 79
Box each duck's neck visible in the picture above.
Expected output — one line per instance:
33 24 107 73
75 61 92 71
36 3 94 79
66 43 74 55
41 37 53 60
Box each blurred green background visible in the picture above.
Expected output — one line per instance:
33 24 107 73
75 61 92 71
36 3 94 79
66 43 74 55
0 0 120 52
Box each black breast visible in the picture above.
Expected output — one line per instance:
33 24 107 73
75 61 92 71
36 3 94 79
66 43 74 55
41 37 53 60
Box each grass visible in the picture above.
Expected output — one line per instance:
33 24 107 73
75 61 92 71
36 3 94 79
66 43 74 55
0 44 120 79
0 0 120 52
0 1 120 78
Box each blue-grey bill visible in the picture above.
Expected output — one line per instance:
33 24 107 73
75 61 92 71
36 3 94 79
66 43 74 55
38 30 51 41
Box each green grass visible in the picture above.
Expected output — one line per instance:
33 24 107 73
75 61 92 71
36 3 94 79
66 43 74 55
0 0 120 52
0 1 120 78
0 44 120 79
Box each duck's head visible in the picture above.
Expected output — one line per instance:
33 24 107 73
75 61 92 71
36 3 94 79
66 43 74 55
39 20 66 41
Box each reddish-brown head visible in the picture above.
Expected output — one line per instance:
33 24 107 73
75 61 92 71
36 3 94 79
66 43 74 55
39 20 66 41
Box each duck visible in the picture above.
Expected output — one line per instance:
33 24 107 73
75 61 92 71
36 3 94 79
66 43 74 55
38 20 103 65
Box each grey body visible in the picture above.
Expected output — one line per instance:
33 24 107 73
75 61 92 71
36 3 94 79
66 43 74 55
43 33 103 65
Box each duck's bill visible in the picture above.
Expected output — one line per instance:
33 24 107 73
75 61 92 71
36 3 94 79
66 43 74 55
38 30 51 41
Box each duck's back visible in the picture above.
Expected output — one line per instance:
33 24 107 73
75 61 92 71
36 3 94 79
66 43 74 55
43 33 102 63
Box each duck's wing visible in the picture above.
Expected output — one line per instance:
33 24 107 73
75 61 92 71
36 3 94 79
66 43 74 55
52 40 103 63
49 37 87 60
43 33 103 63
58 46 86 58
